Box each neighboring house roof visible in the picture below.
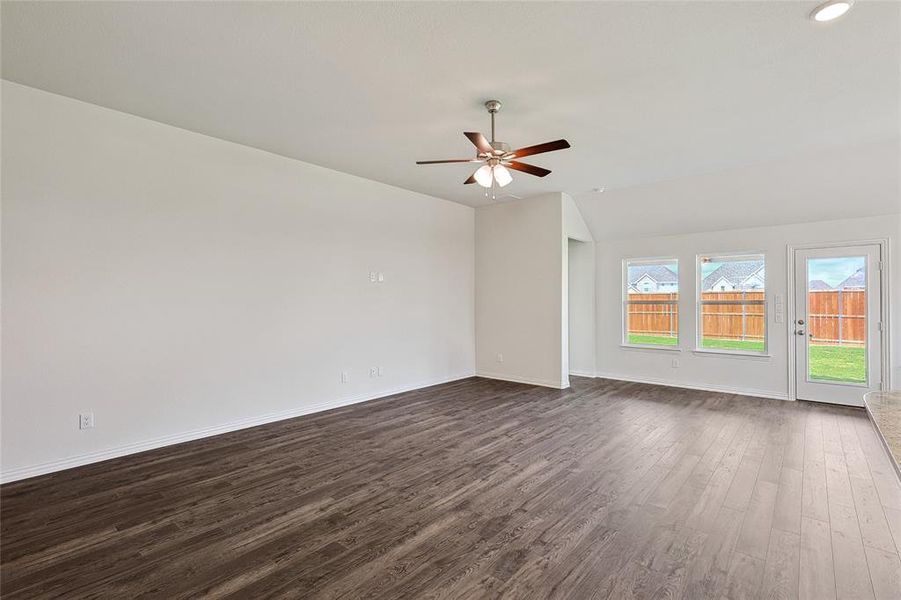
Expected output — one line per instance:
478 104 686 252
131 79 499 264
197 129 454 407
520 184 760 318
701 260 764 291
706 276 734 291
740 272 764 287
809 279 832 291
627 264 677 286
836 267 865 290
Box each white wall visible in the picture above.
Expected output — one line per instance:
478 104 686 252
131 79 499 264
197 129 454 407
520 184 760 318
563 194 593 243
1 82 475 482
596 215 901 399
475 193 564 388
474 192 594 389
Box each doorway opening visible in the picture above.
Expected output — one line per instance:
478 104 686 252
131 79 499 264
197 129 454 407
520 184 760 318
567 238 595 379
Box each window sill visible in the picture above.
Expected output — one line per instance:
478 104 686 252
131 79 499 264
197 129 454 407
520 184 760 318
620 344 682 353
692 349 771 360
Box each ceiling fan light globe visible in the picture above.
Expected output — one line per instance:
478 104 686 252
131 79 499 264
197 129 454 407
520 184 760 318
474 165 494 187
493 165 513 187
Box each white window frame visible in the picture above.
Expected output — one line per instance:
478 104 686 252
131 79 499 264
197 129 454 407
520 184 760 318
695 252 768 356
622 257 680 350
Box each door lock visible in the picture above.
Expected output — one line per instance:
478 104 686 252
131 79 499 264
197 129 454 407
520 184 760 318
796 319 805 325
795 330 806 335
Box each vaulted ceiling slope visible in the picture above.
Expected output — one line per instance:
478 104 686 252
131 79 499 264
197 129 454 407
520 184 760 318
576 138 900 241
3 1 899 225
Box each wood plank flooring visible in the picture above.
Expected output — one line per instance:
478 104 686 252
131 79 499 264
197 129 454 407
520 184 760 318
2 376 900 599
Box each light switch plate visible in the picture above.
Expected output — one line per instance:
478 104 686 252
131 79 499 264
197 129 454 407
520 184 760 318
79 412 94 430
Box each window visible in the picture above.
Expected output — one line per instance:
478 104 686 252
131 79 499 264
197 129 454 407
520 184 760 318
623 258 679 347
698 254 766 354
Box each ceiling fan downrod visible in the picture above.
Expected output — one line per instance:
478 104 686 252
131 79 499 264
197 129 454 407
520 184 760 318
485 99 501 144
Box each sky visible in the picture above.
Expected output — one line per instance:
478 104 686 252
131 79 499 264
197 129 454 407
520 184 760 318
701 261 724 279
808 256 865 287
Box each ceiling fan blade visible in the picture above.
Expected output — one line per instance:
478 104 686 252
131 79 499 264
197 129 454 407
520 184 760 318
416 159 481 164
506 139 570 159
464 172 477 184
505 161 551 177
464 132 493 154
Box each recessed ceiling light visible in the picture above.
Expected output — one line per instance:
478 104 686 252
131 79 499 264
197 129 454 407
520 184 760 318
810 0 854 22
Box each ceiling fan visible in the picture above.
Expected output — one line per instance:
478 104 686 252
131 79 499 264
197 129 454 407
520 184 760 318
416 100 570 194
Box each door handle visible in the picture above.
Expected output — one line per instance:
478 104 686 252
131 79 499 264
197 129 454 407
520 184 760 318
795 330 806 335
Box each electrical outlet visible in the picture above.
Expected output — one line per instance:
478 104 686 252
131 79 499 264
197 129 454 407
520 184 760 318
671 358 680 369
369 367 378 378
497 353 504 363
341 371 349 383
377 366 383 377
369 271 377 282
79 412 94 430
377 272 384 283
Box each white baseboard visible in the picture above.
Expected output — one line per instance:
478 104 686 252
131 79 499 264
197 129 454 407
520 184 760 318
592 372 789 401
475 371 569 389
0 372 475 484
569 370 597 378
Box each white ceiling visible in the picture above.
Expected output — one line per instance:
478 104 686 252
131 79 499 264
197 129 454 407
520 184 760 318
577 138 900 240
2 1 899 227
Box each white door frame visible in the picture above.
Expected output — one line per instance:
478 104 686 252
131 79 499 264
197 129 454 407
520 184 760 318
786 238 892 402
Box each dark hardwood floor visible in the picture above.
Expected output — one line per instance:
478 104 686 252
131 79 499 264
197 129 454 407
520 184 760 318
2 377 900 599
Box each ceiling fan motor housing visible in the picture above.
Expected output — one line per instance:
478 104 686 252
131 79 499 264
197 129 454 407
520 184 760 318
489 141 510 155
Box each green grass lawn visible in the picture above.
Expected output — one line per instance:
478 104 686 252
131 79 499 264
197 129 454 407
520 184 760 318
700 338 765 352
627 334 679 346
808 345 866 383
627 334 865 384
627 334 765 351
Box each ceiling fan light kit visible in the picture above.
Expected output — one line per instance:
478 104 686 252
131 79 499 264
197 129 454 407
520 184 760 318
416 100 571 197
473 164 494 187
493 164 513 187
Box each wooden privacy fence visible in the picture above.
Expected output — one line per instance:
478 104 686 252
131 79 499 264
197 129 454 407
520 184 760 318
626 290 865 345
808 290 865 346
700 292 765 342
626 293 679 338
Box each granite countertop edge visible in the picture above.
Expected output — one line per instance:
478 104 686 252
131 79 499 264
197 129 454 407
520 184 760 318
863 390 901 481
